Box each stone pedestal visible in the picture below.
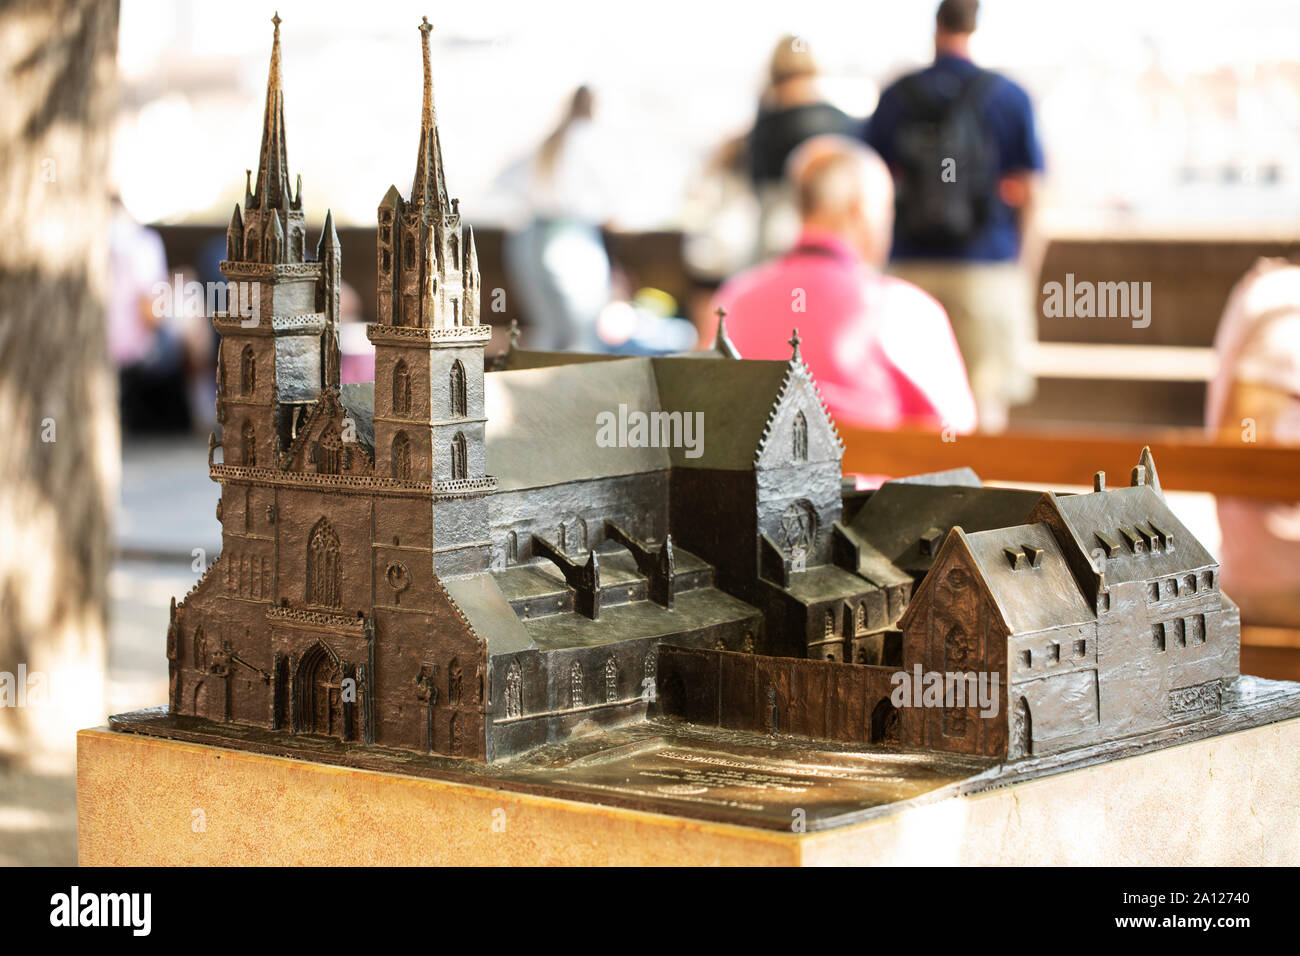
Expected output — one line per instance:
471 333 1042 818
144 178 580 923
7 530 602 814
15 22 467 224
77 718 1300 865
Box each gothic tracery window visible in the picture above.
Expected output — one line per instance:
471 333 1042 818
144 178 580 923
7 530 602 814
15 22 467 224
569 661 584 709
240 344 256 395
505 661 522 718
605 656 618 703
307 517 342 608
241 419 256 467
451 431 468 480
448 658 463 706
318 431 342 475
450 360 467 417
392 431 411 481
392 360 412 416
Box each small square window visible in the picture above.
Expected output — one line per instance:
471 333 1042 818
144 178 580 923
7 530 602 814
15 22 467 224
1021 650 1032 668
1073 639 1086 658
1153 623 1166 652
1049 643 1061 663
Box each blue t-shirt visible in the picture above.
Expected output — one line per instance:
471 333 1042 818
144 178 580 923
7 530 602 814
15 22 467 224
865 54 1044 262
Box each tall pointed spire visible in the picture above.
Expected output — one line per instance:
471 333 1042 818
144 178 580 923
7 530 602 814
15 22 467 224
254 12 292 212
411 16 449 217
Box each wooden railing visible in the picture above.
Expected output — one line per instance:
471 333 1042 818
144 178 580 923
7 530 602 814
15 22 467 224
839 426 1300 500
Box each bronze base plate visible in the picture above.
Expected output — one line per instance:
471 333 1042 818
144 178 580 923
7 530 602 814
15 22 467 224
109 674 1300 832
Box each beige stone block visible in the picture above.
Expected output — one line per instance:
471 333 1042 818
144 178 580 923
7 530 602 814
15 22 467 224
77 719 1300 866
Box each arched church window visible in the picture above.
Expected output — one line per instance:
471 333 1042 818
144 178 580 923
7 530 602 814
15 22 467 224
824 608 836 637
241 420 256 467
505 661 522 718
451 431 468 480
448 658 463 706
506 531 518 565
392 431 411 481
793 411 808 462
392 360 411 416
318 432 342 475
605 656 618 703
307 518 342 608
240 344 256 395
569 661 584 709
450 360 467 417
244 226 259 260
855 603 867 635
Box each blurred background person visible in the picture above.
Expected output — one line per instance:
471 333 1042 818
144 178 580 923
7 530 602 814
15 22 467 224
1208 257 1300 628
713 136 976 435
748 34 860 263
109 193 192 434
865 0 1043 432
501 86 616 352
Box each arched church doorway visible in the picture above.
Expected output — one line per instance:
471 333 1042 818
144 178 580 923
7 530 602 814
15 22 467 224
297 643 344 738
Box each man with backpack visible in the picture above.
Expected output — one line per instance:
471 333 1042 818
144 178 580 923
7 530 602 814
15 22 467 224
865 0 1044 431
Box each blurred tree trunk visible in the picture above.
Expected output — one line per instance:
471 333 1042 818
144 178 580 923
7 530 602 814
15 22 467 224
0 0 120 769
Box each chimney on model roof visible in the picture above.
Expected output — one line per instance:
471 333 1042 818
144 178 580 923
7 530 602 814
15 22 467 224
1131 464 1147 487
1093 471 1105 492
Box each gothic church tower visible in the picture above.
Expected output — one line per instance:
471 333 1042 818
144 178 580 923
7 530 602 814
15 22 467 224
217 14 342 466
370 18 494 576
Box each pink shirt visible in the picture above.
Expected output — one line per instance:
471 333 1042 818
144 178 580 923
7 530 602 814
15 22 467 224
714 229 976 433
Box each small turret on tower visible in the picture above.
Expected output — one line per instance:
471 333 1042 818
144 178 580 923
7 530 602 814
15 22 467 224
316 209 343 389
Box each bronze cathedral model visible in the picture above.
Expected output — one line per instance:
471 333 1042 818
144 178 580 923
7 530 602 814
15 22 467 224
124 17 1299 808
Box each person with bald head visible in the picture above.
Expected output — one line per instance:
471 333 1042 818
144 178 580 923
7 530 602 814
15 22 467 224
712 136 977 435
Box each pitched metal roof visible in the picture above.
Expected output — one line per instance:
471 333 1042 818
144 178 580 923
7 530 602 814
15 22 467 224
846 482 1042 578
1047 484 1215 585
961 523 1095 635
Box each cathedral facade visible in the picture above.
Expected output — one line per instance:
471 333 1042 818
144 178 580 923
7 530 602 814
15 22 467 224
167 17 886 762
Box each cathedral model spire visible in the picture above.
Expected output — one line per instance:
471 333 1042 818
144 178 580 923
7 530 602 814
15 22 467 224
254 13 294 212
230 12 307 265
410 16 449 218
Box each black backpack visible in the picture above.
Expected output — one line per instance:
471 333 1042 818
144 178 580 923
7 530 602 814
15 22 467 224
892 69 1000 250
